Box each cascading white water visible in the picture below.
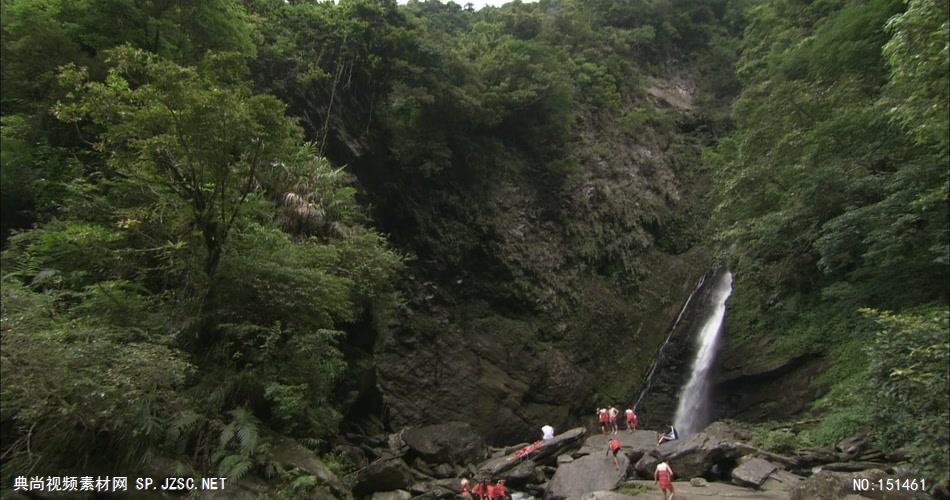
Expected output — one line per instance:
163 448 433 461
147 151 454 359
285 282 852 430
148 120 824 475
672 271 733 437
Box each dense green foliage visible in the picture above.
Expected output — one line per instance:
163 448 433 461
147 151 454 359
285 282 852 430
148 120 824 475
2 0 736 488
710 0 948 480
1 2 401 487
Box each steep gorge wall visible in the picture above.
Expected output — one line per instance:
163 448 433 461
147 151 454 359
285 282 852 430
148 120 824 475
354 75 720 444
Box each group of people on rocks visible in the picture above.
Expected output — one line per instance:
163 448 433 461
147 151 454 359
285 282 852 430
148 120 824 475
457 408 681 500
596 405 639 434
460 478 508 500
597 405 678 446
598 405 675 499
605 435 676 500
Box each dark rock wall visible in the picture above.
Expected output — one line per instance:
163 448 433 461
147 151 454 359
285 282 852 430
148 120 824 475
343 73 724 445
375 249 710 444
713 350 828 422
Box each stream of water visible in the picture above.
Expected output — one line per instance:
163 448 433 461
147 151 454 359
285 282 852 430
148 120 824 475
672 271 733 437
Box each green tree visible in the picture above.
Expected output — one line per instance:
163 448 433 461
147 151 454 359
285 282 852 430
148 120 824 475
54 46 300 317
882 0 950 152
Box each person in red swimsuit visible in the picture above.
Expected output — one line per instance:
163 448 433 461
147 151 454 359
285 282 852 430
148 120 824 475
655 461 675 500
625 408 637 431
606 437 622 470
472 479 489 500
488 479 509 499
597 407 609 434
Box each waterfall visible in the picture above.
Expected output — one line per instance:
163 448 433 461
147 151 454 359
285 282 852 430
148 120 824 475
672 271 733 437
633 273 706 411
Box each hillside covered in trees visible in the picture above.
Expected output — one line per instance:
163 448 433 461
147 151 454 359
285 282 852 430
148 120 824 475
1 0 947 497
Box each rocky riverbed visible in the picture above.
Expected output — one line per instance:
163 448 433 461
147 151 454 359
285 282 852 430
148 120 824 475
198 421 946 499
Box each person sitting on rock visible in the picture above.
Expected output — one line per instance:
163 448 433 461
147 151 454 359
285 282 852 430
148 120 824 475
597 407 609 434
654 461 675 500
608 406 620 434
606 437 622 470
541 424 555 441
625 408 638 432
657 425 678 445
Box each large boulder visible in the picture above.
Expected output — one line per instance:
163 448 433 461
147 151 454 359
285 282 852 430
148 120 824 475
401 421 485 465
655 432 742 479
702 421 755 442
354 458 414 496
731 457 779 488
478 427 586 477
408 480 456 498
547 452 629 499
431 464 456 479
633 453 659 479
498 460 537 487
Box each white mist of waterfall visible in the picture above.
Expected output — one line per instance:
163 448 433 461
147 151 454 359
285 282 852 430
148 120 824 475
672 271 733 437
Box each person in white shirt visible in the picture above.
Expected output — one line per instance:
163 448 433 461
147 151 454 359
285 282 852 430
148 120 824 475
608 406 620 434
541 424 554 440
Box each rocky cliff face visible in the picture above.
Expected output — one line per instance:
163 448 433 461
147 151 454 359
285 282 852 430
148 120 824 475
713 342 828 422
374 249 710 444
345 74 720 444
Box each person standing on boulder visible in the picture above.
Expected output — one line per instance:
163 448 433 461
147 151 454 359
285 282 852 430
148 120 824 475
608 406 620 434
654 461 675 500
606 437 622 470
597 407 609 434
625 408 638 432
541 424 555 441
